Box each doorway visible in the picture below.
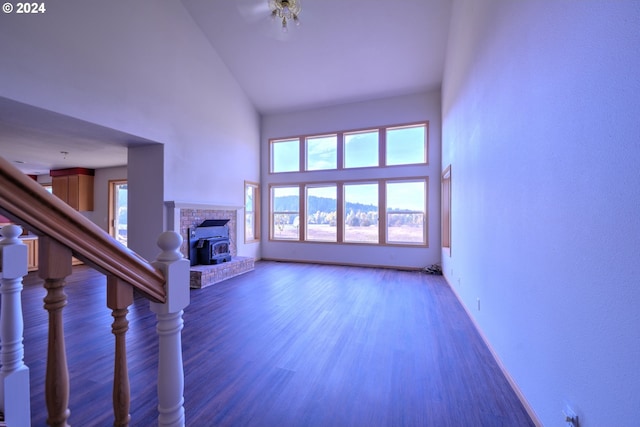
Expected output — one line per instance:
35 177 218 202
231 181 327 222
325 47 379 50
108 179 128 246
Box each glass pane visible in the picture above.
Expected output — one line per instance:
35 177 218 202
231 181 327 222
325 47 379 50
386 125 426 166
245 213 255 241
245 186 254 212
386 181 426 244
272 139 300 173
114 183 128 246
306 135 337 171
272 186 299 240
344 183 379 243
306 186 337 242
344 130 379 168
245 184 257 242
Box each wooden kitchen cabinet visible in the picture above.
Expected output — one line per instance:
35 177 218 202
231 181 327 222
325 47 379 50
23 237 38 272
51 168 94 211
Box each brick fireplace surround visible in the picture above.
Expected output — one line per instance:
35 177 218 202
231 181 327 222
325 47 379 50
165 201 255 288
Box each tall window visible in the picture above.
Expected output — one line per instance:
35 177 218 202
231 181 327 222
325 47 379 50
245 181 260 243
271 186 300 240
108 179 127 246
267 121 429 247
386 180 427 244
442 166 451 253
306 185 337 242
344 183 379 244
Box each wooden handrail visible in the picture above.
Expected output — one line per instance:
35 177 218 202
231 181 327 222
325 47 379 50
0 156 165 303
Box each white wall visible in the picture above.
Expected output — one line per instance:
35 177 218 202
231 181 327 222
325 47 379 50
129 145 164 261
0 0 260 258
442 1 640 426
261 92 441 269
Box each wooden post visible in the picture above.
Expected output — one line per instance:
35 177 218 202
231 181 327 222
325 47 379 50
107 276 134 427
149 232 190 427
0 225 30 427
39 236 73 427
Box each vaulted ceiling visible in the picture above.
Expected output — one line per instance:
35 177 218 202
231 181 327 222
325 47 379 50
182 0 452 114
0 0 452 175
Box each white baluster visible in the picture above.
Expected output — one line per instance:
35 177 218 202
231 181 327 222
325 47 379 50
150 231 190 427
0 224 31 427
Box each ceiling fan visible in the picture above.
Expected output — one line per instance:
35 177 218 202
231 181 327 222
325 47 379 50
237 0 302 41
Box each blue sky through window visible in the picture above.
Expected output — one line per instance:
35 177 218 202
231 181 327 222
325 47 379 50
386 125 425 165
344 130 378 168
272 139 299 172
344 183 378 207
387 181 425 211
306 135 337 170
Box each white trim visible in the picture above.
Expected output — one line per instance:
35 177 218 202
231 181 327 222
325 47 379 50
164 201 243 211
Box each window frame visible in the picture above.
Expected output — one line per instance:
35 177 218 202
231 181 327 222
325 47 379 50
267 120 429 248
269 121 429 175
244 181 260 243
108 179 128 247
343 181 380 244
343 128 380 169
385 123 429 167
268 178 429 247
442 165 451 255
269 184 301 241
305 183 338 242
385 178 428 246
305 134 338 171
270 137 301 173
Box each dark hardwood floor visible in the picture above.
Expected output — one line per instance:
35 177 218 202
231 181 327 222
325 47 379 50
18 261 534 426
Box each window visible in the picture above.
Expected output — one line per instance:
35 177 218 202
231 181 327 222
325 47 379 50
386 124 427 166
386 180 427 245
267 121 429 247
306 185 337 242
271 186 300 240
245 181 260 243
442 166 451 253
344 129 379 168
306 135 337 171
344 182 379 244
108 179 127 246
271 138 300 173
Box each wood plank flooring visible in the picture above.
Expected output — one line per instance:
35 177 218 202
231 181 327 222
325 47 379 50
17 261 534 426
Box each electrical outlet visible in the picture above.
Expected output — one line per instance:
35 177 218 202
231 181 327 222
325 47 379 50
477 298 480 311
563 404 579 427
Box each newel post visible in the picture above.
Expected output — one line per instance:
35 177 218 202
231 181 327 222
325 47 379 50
150 231 190 427
0 225 31 427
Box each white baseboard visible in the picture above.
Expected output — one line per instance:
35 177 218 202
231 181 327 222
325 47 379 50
443 273 543 427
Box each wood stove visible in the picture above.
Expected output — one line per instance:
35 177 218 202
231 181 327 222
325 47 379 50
188 219 232 266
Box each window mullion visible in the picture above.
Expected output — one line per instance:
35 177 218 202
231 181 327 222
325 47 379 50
379 127 386 167
299 184 305 241
379 179 387 244
337 182 344 243
337 132 344 170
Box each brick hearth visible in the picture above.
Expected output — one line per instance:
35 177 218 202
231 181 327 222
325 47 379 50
165 201 255 288
190 256 255 289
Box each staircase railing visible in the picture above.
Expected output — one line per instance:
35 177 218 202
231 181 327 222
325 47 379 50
0 156 189 427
